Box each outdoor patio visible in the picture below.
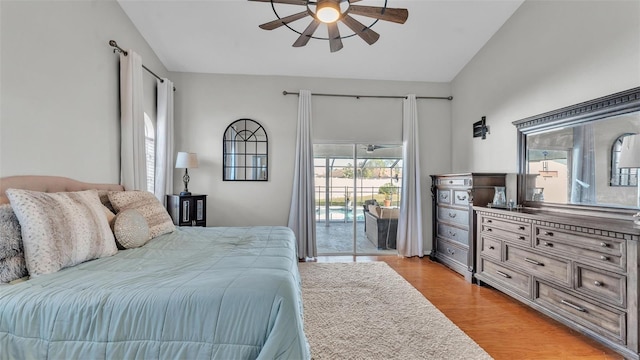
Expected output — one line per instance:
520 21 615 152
316 221 397 255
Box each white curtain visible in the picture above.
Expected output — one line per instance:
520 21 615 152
154 78 175 203
288 89 317 260
119 50 147 191
570 124 596 204
396 94 424 257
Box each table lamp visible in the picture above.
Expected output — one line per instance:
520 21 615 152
175 152 198 196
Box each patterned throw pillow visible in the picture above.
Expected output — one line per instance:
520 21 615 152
5 189 118 277
0 204 28 282
112 209 150 249
108 191 175 239
0 255 28 283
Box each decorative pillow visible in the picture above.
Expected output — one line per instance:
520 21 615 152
5 189 118 276
112 209 150 249
0 204 28 282
97 189 118 213
0 255 28 283
0 204 23 259
108 191 175 239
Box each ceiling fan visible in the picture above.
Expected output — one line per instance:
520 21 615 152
249 0 409 52
364 144 395 153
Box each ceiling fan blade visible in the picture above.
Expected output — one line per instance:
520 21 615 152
248 0 307 5
348 5 408 24
340 15 380 45
293 19 321 47
259 11 309 30
327 22 343 52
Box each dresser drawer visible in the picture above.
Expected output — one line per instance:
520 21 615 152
479 258 531 298
482 224 530 245
482 216 530 236
504 244 571 286
436 237 468 266
479 235 501 261
453 190 470 206
437 178 468 187
437 223 469 246
575 265 626 308
535 281 626 344
534 227 625 272
437 206 469 228
437 189 451 205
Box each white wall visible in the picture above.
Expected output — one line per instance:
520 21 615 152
0 0 167 183
451 0 640 174
172 72 451 250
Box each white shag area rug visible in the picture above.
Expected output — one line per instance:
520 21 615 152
299 262 493 360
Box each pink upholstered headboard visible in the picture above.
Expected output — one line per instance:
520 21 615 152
0 176 125 205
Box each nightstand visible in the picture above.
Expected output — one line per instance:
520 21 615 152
166 194 207 227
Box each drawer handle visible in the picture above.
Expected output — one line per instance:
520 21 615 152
524 257 544 266
518 236 525 241
600 255 609 261
561 299 586 312
449 180 453 184
487 228 493 232
448 230 456 237
457 195 467 201
519 226 526 231
448 213 457 218
488 246 495 250
487 219 493 223
496 271 511 279
594 281 603 287
440 194 449 199
544 231 554 236
447 248 455 255
600 242 608 248
543 241 553 247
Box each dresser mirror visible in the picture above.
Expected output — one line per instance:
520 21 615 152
513 87 640 213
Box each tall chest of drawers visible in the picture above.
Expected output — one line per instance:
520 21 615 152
430 173 506 282
475 207 640 359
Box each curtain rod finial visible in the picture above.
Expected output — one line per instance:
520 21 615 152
109 40 117 47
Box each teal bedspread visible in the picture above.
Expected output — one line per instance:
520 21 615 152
0 226 310 360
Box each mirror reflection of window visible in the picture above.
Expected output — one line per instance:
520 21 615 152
611 133 639 187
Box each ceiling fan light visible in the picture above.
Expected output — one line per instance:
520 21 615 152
316 1 341 23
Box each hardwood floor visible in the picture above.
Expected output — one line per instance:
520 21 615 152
315 255 623 360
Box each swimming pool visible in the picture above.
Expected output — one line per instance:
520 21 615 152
316 206 364 221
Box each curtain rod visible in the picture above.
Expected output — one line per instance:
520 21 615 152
109 40 176 91
282 90 453 101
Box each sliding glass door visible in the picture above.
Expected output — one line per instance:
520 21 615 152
314 143 402 256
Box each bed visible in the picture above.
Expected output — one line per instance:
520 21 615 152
0 176 310 359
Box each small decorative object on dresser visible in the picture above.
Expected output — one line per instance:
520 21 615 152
430 173 506 282
166 194 207 227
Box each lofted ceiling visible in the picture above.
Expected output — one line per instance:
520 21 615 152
117 0 524 82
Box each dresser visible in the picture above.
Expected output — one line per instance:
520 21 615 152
475 206 640 359
430 173 506 282
166 194 207 227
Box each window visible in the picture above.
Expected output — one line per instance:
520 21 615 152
610 133 638 187
144 113 155 193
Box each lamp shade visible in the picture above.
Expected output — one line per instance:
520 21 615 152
175 152 198 169
619 134 640 168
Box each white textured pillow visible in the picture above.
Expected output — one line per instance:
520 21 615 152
6 189 118 276
112 209 150 249
108 191 175 239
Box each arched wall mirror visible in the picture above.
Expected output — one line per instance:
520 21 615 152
223 118 268 181
513 87 640 214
